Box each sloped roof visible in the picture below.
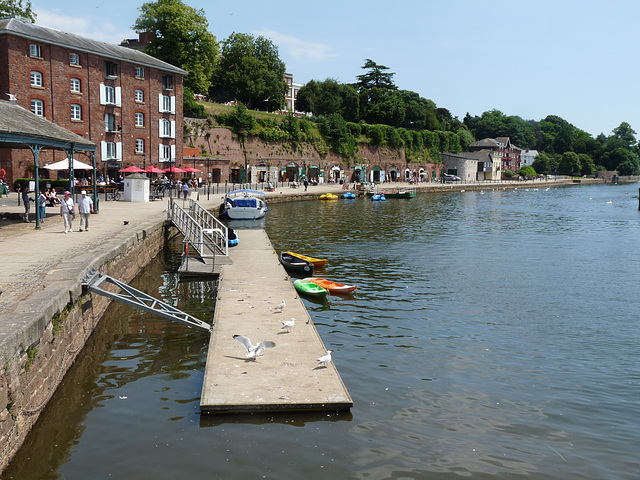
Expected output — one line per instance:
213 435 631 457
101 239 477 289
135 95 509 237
0 17 187 76
0 100 95 151
470 138 500 148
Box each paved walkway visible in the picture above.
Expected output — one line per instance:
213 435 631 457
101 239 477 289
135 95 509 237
0 184 344 317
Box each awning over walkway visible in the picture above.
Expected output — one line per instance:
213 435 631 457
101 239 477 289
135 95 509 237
0 100 95 152
44 158 94 170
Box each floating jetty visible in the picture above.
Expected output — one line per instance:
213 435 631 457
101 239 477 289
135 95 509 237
200 229 352 414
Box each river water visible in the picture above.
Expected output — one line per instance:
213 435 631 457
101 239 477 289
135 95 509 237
5 183 640 479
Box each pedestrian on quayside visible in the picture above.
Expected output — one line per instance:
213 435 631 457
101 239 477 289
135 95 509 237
77 190 94 231
60 191 75 233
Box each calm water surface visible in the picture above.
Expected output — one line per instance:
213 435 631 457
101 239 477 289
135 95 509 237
5 183 640 479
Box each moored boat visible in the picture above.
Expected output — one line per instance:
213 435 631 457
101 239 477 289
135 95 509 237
293 278 329 297
220 189 268 219
319 193 339 200
305 277 357 294
284 251 328 267
366 186 416 199
371 193 386 201
342 192 356 199
280 252 314 275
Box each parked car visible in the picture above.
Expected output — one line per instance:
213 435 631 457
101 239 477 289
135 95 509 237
443 174 461 182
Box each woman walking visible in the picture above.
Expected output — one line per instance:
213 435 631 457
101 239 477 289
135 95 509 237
60 191 75 233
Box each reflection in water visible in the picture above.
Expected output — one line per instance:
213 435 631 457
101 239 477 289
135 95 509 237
5 183 640 479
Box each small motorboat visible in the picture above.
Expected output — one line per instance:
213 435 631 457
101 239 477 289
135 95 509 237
305 277 357 294
342 192 356 199
293 278 329 297
280 252 314 276
320 193 338 200
284 251 327 267
220 189 268 219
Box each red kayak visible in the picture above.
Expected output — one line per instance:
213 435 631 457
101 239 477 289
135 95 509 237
305 277 357 294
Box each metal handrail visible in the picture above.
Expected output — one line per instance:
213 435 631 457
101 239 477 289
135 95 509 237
187 199 228 256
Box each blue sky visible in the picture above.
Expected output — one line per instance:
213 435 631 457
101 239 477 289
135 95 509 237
32 0 640 139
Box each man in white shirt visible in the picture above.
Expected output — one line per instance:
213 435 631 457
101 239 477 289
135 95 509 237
78 190 94 231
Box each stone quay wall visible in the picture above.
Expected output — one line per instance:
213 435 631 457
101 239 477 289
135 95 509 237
0 219 172 472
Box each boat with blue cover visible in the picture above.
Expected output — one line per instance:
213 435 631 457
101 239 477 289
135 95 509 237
220 189 268 219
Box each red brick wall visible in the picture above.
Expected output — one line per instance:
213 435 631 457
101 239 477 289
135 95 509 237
0 33 183 184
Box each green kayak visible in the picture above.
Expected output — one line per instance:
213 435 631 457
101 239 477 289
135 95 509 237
293 279 329 297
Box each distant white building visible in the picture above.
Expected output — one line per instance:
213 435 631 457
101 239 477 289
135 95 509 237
521 149 538 167
284 72 304 114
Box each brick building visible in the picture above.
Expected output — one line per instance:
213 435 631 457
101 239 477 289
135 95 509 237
469 137 522 173
0 17 186 184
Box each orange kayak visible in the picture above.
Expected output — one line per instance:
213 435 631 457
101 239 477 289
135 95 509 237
305 277 357 294
284 251 328 267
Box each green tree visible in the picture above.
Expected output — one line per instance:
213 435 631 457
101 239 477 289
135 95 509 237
210 32 287 111
517 165 537 179
0 0 35 21
356 59 397 92
183 86 206 118
611 122 637 149
558 151 580 175
601 147 639 173
133 0 219 94
531 151 556 174
578 153 596 176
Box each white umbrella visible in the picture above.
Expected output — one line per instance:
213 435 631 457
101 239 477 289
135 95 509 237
43 158 93 170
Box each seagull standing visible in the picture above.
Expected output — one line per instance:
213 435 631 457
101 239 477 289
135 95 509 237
281 317 295 332
317 350 333 367
233 335 276 359
274 299 286 313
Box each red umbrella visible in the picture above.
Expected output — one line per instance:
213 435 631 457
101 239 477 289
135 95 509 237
182 166 202 173
145 166 166 174
163 166 186 173
119 165 146 173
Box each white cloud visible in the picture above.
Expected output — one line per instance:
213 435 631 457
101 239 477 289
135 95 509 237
253 29 336 62
35 7 136 45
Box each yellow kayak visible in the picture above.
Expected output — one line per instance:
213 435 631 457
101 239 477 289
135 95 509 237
319 193 339 200
284 251 328 267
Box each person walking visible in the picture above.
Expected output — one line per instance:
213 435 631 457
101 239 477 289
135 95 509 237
77 190 94 231
38 190 47 223
21 186 33 222
182 180 189 199
60 191 75 233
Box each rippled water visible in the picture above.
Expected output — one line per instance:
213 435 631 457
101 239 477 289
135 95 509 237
6 183 640 479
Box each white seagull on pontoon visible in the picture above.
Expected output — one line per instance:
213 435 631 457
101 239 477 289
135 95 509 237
233 335 276 359
317 350 333 367
273 299 286 313
282 317 295 332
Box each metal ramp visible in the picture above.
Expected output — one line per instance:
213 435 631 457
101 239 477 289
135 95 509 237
82 267 211 332
168 198 228 274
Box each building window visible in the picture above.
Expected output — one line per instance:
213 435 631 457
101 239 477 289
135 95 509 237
70 78 81 93
105 142 116 159
159 94 175 113
104 61 118 78
135 89 144 103
69 53 80 66
159 144 172 162
135 138 145 154
135 112 144 127
105 113 116 132
162 74 174 91
30 71 43 87
71 104 82 121
29 44 41 58
159 119 175 138
105 86 115 104
99 84 121 106
31 99 44 116
135 66 144 78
